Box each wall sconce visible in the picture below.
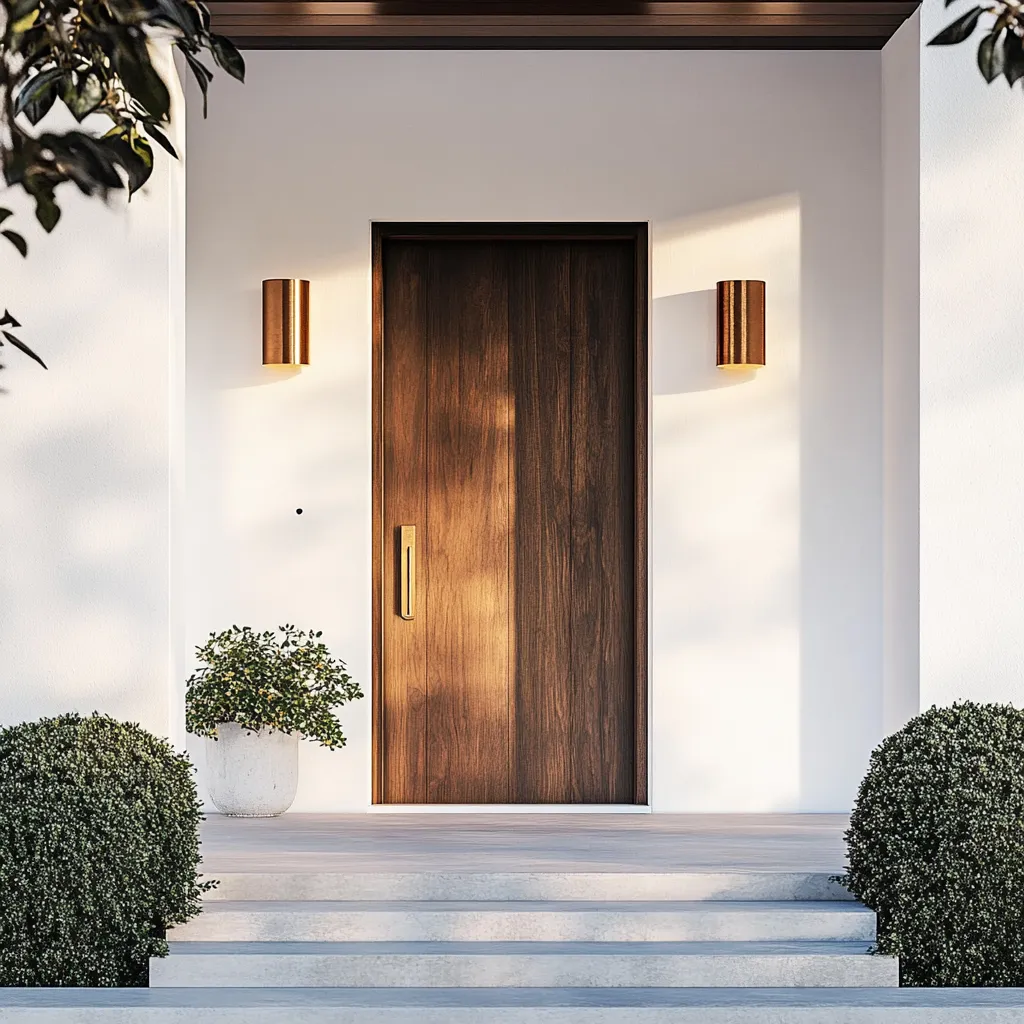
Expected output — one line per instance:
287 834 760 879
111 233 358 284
262 279 310 366
717 280 765 369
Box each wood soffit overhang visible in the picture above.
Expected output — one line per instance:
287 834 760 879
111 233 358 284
207 1 922 50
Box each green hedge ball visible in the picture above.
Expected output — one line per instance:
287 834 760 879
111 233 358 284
0 713 209 986
840 701 1024 987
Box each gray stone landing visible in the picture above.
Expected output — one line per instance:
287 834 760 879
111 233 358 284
5 987 1024 1021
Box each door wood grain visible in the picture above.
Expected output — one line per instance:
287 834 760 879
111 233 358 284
424 243 511 803
568 241 636 803
509 242 573 803
380 240 429 804
375 225 646 805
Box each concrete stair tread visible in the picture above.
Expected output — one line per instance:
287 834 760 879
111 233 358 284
154 939 897 988
166 940 880 956
4 987 1024 1008
202 869 844 875
188 900 870 914
203 871 854 903
171 898 876 943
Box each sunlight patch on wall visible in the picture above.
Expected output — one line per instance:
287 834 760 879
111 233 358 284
651 195 802 812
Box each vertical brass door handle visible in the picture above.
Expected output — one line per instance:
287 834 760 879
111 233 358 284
399 526 416 620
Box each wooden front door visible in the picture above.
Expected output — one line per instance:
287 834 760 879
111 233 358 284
373 224 647 805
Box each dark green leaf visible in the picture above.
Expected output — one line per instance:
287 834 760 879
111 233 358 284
182 49 212 116
0 209 12 227
99 130 152 195
2 230 28 258
128 136 154 195
152 0 202 36
210 34 245 82
33 191 61 233
65 73 105 121
14 67 64 123
979 30 1006 82
23 81 59 125
3 331 47 368
112 42 172 121
145 123 178 159
930 6 984 45
1005 31 1024 85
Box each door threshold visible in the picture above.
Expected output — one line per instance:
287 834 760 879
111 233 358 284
369 804 653 813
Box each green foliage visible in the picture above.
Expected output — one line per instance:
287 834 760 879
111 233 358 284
930 2 1024 91
0 713 210 986
0 306 45 369
186 625 363 749
0 0 245 375
839 702 1024 987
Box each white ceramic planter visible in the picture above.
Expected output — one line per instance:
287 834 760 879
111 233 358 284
205 723 299 817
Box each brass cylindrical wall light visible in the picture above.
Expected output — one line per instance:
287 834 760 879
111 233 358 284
262 279 310 366
717 280 765 368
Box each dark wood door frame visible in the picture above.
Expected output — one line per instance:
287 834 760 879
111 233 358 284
371 221 649 805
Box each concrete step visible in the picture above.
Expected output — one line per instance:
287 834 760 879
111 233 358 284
170 900 874 943
202 871 853 902
8 987 1024 1022
149 940 899 988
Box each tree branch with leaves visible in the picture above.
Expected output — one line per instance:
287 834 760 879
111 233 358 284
0 0 242 375
930 1 1024 86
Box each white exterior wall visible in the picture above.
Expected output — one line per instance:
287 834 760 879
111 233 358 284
0 50 185 740
919 6 1024 710
185 50 886 812
9 19 1018 815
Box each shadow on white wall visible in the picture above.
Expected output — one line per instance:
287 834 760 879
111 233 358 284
653 289 755 395
0 148 179 735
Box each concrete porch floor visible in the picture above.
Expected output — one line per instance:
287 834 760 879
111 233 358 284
199 814 851 874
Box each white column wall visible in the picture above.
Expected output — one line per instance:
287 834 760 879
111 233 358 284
0 50 186 739
919 5 1024 709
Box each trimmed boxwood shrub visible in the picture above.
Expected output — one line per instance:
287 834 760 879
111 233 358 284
840 701 1024 987
0 713 211 986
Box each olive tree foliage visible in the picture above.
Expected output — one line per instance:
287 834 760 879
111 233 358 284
0 0 242 374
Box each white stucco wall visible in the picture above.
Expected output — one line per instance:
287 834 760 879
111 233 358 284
9 20 1018 814
0 50 185 740
185 50 886 812
919 6 1024 710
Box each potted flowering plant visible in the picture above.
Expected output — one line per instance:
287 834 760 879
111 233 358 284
185 625 362 816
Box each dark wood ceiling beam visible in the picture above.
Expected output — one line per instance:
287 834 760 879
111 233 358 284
207 0 921 49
